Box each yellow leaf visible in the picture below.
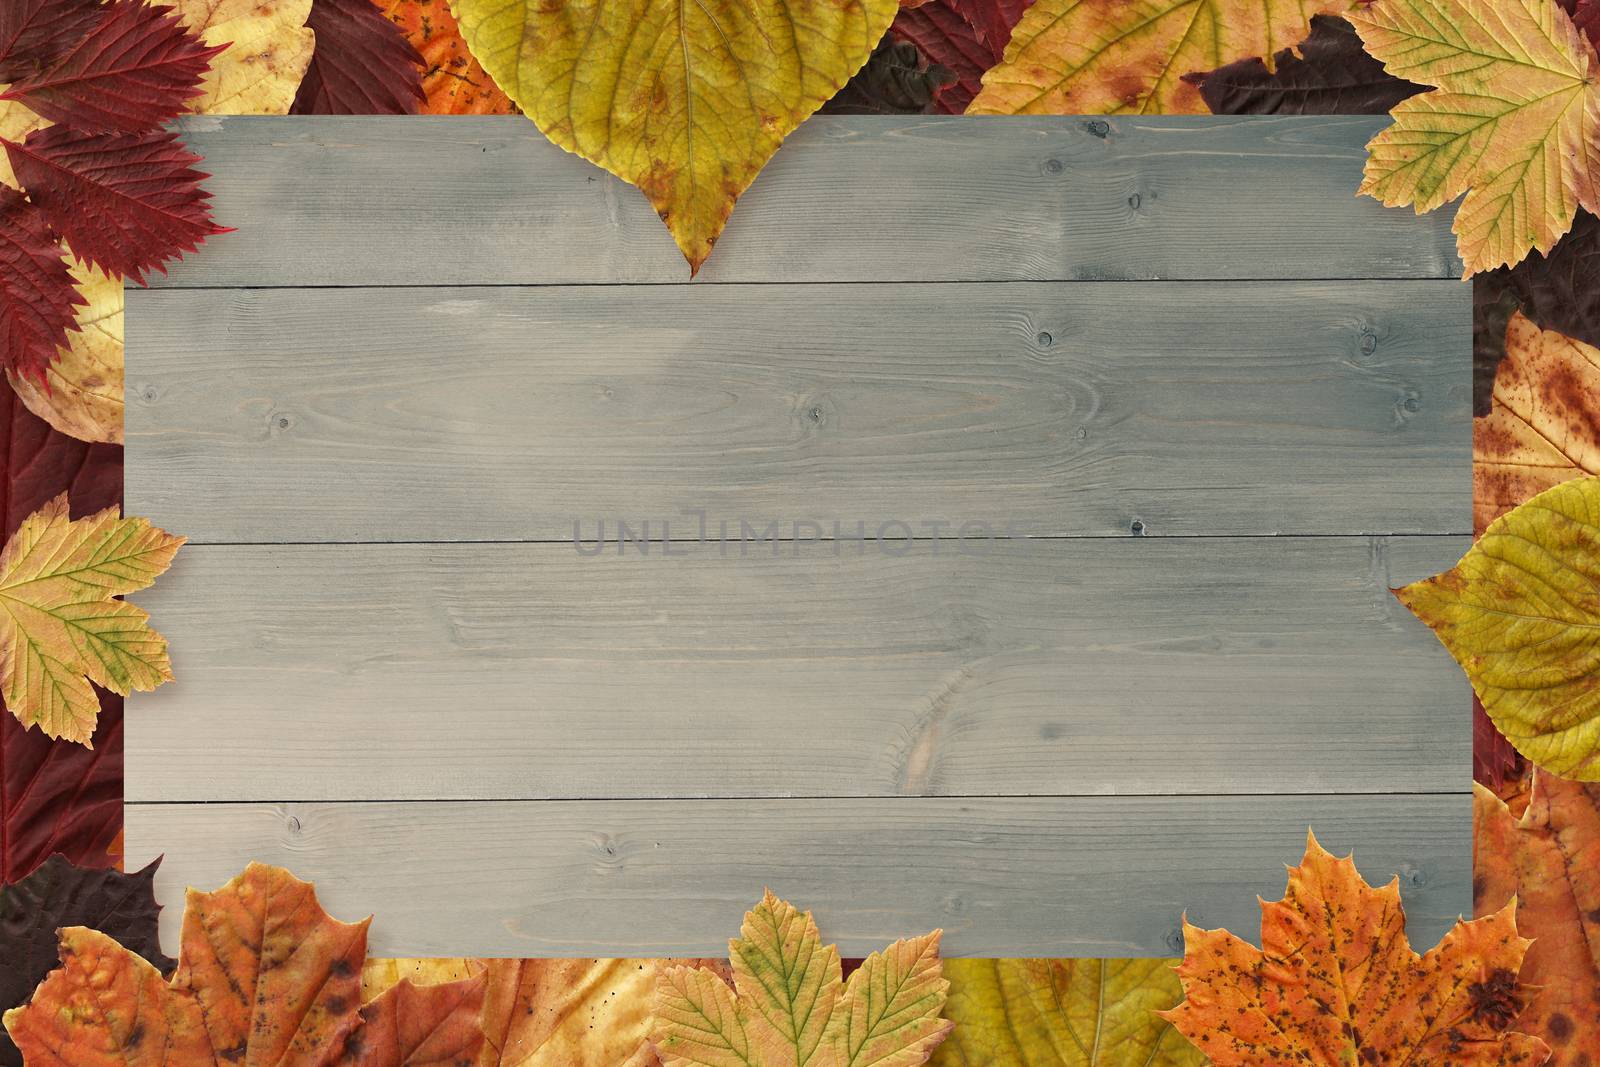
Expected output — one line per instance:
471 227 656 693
6 260 123 446
1474 312 1600 536
967 0 1339 116
1349 0 1600 274
173 0 316 114
652 891 951 1067
449 0 897 273
930 959 1203 1066
0 495 184 744
362 958 486 1002
1396 474 1600 779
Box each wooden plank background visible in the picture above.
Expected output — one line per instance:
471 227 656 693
125 115 1472 958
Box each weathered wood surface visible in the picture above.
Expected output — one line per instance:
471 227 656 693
124 281 1471 541
125 536 1469 802
132 795 1470 958
154 115 1461 286
124 117 1472 958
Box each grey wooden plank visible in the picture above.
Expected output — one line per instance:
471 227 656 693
124 794 1471 958
126 535 1470 801
124 281 1471 542
155 115 1460 286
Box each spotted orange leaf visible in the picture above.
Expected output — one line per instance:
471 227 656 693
1160 832 1548 1065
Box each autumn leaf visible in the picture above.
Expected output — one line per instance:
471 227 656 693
332 974 488 1067
930 959 1202 1066
1396 474 1600 780
0 184 83 384
1190 15 1424 115
1474 313 1600 535
1161 832 1546 1064
450 0 897 273
821 38 955 116
291 0 425 115
3 863 499 1067
889 0 1032 113
1475 211 1600 414
0 0 109 82
0 856 173 1067
0 492 183 744
363 959 486 1003
7 260 123 445
652 891 951 1067
0 387 121 570
1349 0 1600 275
1476 772 1600 1063
377 0 517 114
0 0 225 133
4 124 229 283
967 0 1342 115
172 0 315 114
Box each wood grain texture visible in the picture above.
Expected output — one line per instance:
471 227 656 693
126 536 1469 801
124 281 1471 542
124 795 1470 958
154 115 1461 286
123 117 1473 957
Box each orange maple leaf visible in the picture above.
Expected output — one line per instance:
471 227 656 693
1160 832 1549 1065
3 863 487 1067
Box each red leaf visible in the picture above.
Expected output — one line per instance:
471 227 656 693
0 389 123 884
0 186 84 384
1 1 223 135
0 0 105 82
3 125 228 283
291 0 424 115
1 0 225 134
1575 0 1600 46
893 0 1034 114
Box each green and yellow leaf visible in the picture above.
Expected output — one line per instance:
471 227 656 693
930 959 1203 1066
968 0 1341 116
1396 473 1600 779
449 0 897 273
1350 0 1600 274
652 891 951 1067
0 495 184 744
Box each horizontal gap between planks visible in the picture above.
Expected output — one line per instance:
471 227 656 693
169 532 1472 546
127 791 1471 805
139 276 1464 291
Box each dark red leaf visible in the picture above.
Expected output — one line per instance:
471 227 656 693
0 0 106 83
0 388 123 887
291 0 424 115
1559 0 1600 47
0 186 84 384
1190 16 1426 116
0 856 171 1067
1473 695 1526 794
1 0 225 134
822 38 955 115
3 124 228 283
892 0 1033 114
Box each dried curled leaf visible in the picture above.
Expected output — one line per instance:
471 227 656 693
968 0 1343 115
0 493 183 744
172 0 315 114
1475 772 1600 1062
1350 0 1600 275
1161 832 1547 1064
6 260 123 445
931 959 1202 1066
652 891 951 1067
1396 474 1600 780
450 0 897 273
1474 313 1600 536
